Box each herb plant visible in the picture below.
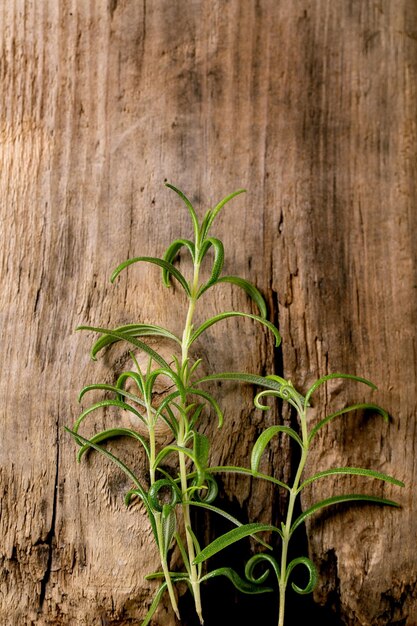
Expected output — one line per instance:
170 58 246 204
193 374 404 626
66 184 404 626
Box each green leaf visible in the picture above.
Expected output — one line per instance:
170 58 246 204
144 571 190 582
291 494 401 535
89 323 181 357
165 183 200 239
309 403 389 443
195 372 287 393
205 465 290 494
251 426 304 472
200 567 273 594
193 432 210 473
254 387 304 413
297 467 405 493
206 189 247 232
110 256 191 297
286 557 318 594
193 524 278 565
245 553 280 585
189 312 280 347
196 237 224 295
77 326 171 369
189 473 219 504
148 478 182 513
65 427 146 494
153 444 197 472
304 373 378 409
187 387 224 428
73 399 146 433
217 275 268 319
174 532 191 575
265 375 306 405
78 383 147 411
162 238 195 287
187 525 203 576
186 501 271 550
77 427 150 462
199 209 213 242
189 404 204 429
140 581 168 626
116 370 144 396
150 391 180 436
144 367 186 405
161 505 177 558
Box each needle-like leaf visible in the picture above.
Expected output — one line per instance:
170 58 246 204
162 239 195 287
290 494 401 535
65 427 146 494
309 402 389 443
297 467 405 493
78 383 147 411
195 372 289 394
216 275 268 319
189 312 280 347
200 567 273 594
186 500 271 550
187 387 224 427
110 256 191 297
77 427 150 462
251 426 304 472
205 465 290 493
89 323 181 358
77 326 172 369
73 399 146 433
165 183 200 240
193 523 278 565
205 189 246 233
304 373 377 409
196 237 224 295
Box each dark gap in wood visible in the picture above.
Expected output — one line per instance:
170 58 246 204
38 420 60 609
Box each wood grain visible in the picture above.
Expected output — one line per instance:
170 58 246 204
0 1 415 624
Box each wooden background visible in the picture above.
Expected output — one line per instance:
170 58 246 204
1 1 416 624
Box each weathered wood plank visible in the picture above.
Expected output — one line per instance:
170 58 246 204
0 1 415 625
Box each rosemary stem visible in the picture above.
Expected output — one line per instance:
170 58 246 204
177 261 204 623
278 407 309 626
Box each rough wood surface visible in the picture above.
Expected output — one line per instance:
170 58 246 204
1 1 416 625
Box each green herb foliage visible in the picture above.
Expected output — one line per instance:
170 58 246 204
67 185 403 626
193 376 404 626
67 184 280 624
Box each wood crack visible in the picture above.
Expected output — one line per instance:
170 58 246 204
38 420 60 610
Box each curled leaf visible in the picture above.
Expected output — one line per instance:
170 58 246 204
245 553 280 586
286 557 318 594
148 478 182 513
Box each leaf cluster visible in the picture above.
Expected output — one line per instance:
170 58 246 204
66 184 404 626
